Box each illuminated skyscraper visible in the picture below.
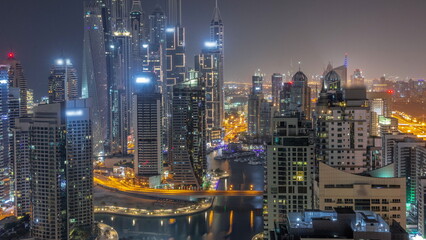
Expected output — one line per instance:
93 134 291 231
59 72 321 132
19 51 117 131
8 87 21 210
147 5 166 87
165 0 186 89
2 52 28 116
30 100 93 239
210 0 224 140
83 0 110 155
170 77 206 189
271 73 283 107
195 42 223 145
48 59 78 104
149 5 166 53
26 89 34 114
0 66 9 205
133 75 163 179
11 117 31 217
165 0 187 153
248 70 266 138
130 0 144 78
210 0 224 54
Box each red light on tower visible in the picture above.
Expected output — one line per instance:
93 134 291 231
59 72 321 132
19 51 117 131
7 52 14 58
387 89 395 94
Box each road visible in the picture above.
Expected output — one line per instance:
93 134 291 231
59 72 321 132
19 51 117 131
392 111 426 139
94 175 262 197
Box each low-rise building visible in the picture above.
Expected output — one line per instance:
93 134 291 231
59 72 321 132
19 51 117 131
319 162 406 227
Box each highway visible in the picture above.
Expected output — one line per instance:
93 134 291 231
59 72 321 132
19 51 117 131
224 112 247 143
392 111 426 139
94 175 263 197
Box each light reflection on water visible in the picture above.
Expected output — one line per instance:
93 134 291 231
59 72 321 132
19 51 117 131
95 150 264 240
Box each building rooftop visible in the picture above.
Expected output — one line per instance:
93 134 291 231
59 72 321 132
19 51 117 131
287 209 389 234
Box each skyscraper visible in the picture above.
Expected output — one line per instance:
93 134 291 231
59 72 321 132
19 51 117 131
30 100 93 239
0 66 9 205
8 87 21 211
11 117 31 217
209 0 225 144
83 0 110 155
279 71 311 119
195 42 223 145
130 0 144 78
264 116 315 239
48 59 78 104
2 52 28 116
248 71 268 139
271 73 283 107
147 5 168 152
148 5 166 53
210 0 224 55
164 0 187 154
170 77 206 189
133 75 163 180
165 0 186 89
316 74 371 173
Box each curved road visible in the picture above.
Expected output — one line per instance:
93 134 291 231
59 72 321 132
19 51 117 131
94 175 262 197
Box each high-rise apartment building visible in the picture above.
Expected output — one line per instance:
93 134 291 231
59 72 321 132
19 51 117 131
0 66 9 205
248 71 270 140
170 77 206 189
48 59 78 104
133 75 162 179
30 100 93 239
195 43 223 145
130 0 144 78
271 73 283 107
279 71 311 119
11 117 31 217
2 52 28 116
263 116 315 239
316 73 371 173
82 0 110 156
383 136 426 205
165 0 186 88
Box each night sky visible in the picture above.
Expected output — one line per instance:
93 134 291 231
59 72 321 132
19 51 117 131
1 0 426 99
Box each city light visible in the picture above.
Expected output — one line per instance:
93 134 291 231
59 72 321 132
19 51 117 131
142 44 149 48
135 77 150 83
66 110 84 117
166 28 175 33
204 41 217 48
56 59 64 65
